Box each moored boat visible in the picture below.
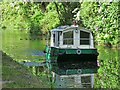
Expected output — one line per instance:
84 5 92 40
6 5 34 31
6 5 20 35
45 24 99 75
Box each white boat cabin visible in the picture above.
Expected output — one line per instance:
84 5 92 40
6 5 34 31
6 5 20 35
50 25 94 49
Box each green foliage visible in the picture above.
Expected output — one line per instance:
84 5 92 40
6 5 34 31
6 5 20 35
40 3 60 34
94 46 119 88
1 2 29 30
1 2 61 35
1 2 44 38
80 2 119 46
54 2 80 25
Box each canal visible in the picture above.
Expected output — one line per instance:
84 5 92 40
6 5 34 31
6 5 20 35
1 29 119 88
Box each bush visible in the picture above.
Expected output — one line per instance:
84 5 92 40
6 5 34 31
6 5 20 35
80 2 119 46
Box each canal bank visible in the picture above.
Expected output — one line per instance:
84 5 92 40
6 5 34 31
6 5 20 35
2 51 51 88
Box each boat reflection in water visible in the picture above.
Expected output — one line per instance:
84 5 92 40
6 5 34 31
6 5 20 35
44 24 99 88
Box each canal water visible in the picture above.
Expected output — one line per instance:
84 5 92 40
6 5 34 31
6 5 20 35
2 30 46 63
2 29 119 88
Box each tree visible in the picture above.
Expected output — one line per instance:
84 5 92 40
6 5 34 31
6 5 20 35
79 2 119 47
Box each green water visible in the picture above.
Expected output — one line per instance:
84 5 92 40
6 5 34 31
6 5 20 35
1 29 119 88
2 29 46 62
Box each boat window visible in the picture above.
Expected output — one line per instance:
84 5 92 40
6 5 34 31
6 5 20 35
57 32 60 46
53 33 55 44
80 31 90 45
63 31 73 45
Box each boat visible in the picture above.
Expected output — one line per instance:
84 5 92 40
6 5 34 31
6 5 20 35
44 24 99 75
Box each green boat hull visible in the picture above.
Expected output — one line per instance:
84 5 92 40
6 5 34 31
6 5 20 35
45 46 99 75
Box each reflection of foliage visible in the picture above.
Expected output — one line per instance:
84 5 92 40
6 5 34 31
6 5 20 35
79 2 119 46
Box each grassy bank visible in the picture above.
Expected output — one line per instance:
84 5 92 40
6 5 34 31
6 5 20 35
2 51 50 88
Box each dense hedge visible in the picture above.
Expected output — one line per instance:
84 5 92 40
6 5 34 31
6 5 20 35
79 2 119 47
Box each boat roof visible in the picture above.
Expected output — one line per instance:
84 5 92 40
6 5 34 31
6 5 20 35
51 25 70 32
51 25 91 32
